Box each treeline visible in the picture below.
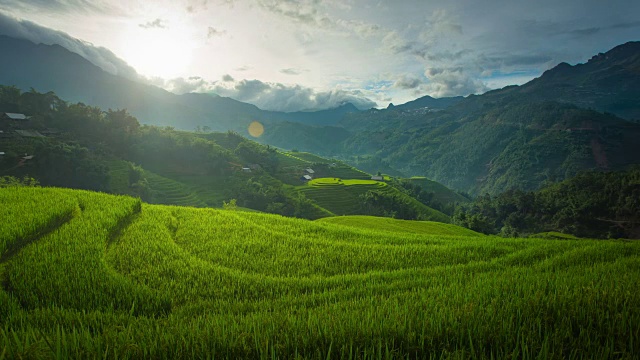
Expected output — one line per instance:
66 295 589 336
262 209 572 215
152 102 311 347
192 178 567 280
453 168 640 239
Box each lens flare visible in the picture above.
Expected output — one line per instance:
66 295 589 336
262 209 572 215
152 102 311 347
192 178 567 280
248 121 264 137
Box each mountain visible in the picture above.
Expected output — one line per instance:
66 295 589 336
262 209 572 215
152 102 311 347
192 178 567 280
0 35 362 133
335 42 640 195
448 41 640 121
395 95 464 111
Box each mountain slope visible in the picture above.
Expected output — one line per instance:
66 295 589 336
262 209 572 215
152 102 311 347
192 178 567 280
0 35 363 132
395 95 464 111
336 42 640 195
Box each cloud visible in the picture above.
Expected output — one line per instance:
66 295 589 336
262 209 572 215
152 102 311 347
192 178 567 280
186 0 211 13
211 78 377 111
0 12 139 80
561 21 640 38
0 0 120 15
222 74 234 82
234 65 251 71
423 67 488 97
280 68 302 75
381 9 465 61
207 26 226 38
139 18 167 29
148 76 212 94
394 75 424 90
154 76 377 112
256 0 331 28
255 0 386 39
477 53 553 71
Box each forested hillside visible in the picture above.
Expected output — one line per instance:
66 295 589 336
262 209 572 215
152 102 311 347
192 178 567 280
0 86 453 222
453 168 640 239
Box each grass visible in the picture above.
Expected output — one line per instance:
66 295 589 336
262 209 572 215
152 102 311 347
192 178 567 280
142 171 207 208
1 187 639 359
316 215 483 237
298 177 450 222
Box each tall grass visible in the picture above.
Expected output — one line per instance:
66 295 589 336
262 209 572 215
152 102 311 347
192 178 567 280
1 187 639 359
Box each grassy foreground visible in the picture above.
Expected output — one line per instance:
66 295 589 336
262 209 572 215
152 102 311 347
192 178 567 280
1 187 639 359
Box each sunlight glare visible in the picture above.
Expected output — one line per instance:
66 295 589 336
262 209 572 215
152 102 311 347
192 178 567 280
120 24 194 79
248 121 265 138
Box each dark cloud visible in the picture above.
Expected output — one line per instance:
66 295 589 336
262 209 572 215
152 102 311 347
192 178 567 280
394 75 424 90
477 53 553 70
424 67 488 97
207 26 226 38
280 68 302 75
139 18 167 29
222 74 234 82
562 21 640 38
0 12 139 80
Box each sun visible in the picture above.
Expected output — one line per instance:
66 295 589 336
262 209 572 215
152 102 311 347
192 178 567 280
119 23 194 79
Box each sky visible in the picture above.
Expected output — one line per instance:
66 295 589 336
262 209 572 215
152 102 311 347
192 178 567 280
0 0 638 112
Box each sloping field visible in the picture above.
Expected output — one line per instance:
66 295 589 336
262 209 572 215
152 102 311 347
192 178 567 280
316 215 483 237
405 176 470 204
143 171 207 208
1 187 639 359
299 178 450 222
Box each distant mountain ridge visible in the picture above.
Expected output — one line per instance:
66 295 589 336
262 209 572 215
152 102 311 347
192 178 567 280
395 95 464 111
450 41 640 121
0 35 366 131
334 41 640 195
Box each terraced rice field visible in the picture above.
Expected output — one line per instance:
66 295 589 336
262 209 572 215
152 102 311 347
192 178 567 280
298 178 389 214
298 178 449 222
1 187 639 359
143 171 207 207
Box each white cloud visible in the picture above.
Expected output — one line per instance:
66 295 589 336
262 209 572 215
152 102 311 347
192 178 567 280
139 18 167 29
0 11 139 80
152 76 377 112
423 67 488 97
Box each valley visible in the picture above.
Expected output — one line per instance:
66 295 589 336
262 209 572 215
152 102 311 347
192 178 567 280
0 10 639 358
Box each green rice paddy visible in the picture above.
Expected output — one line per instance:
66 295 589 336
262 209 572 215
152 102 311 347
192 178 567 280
1 187 639 359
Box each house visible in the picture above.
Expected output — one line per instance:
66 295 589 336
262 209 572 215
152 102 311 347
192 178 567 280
300 174 312 182
371 175 384 181
305 168 315 174
242 167 252 173
1 113 29 120
1 113 30 132
0 152 5 156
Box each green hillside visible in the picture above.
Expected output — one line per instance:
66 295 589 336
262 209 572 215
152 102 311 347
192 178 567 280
297 177 451 222
316 215 482 236
404 176 470 204
1 187 639 358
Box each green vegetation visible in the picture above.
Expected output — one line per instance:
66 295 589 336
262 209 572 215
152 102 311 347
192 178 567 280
316 215 482 237
342 102 640 195
1 187 639 358
298 177 450 222
453 168 640 239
